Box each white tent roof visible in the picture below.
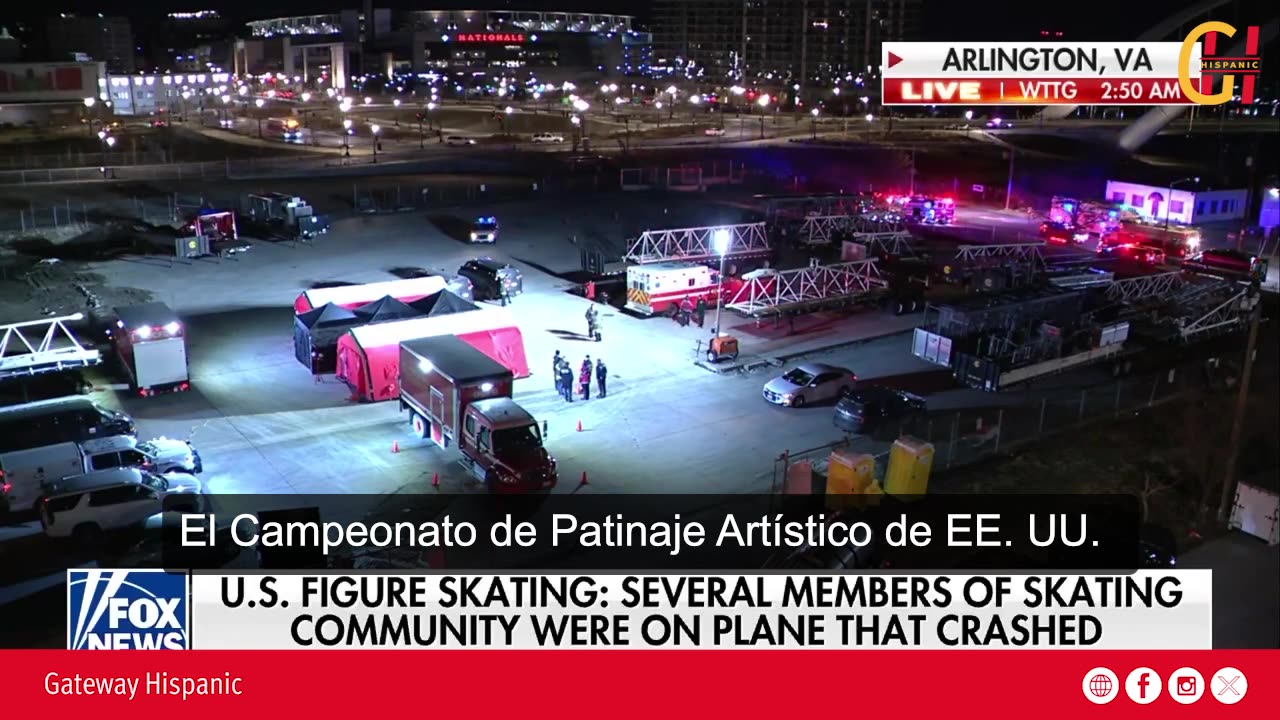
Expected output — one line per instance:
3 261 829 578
347 304 517 349
301 276 447 310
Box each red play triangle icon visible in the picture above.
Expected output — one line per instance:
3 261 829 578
887 51 904 69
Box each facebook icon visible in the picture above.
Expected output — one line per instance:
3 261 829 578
1125 667 1162 705
67 569 189 650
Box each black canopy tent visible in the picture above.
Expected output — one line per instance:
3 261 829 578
294 303 361 373
352 295 421 323
408 289 479 317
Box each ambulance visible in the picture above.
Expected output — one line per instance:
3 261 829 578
625 263 725 316
1049 197 1135 238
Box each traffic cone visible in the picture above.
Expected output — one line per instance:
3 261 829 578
431 472 440 488
579 471 588 487
391 440 399 454
576 419 583 432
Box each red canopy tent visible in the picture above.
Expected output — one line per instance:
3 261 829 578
335 306 529 402
293 276 447 313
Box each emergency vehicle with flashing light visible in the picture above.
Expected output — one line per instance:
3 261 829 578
266 117 302 140
1049 197 1135 239
109 302 190 396
1102 223 1202 260
470 216 499 243
1039 221 1090 245
1183 248 1268 282
891 195 955 224
625 262 736 316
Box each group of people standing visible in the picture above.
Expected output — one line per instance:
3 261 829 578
554 350 606 402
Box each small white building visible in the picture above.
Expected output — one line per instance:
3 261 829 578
1259 186 1280 237
106 71 233 116
1104 179 1248 225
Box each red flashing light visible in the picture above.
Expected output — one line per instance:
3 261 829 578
2 480 11 495
941 197 954 204
179 382 190 391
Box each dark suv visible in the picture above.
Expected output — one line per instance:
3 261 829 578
458 258 523 301
833 386 926 436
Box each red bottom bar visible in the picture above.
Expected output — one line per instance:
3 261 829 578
8 650 1280 716
883 77 1194 105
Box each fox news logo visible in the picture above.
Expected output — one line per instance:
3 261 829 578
67 569 189 650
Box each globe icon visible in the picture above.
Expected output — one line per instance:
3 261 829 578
1089 674 1113 697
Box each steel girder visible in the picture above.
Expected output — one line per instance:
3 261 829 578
0 313 101 379
955 242 1047 270
798 213 906 243
1105 271 1185 302
624 222 770 264
725 259 888 316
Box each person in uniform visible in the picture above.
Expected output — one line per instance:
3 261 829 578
553 350 563 393
678 296 694 327
595 358 608 398
558 361 574 402
694 298 707 328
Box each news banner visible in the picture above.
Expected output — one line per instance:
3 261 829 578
10 493 1276 715
881 23 1262 105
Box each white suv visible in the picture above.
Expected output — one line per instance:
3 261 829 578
532 132 565 143
40 467 204 543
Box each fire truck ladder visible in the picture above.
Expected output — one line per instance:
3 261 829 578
624 222 770 264
0 313 102 380
797 213 906 243
852 232 915 256
1176 284 1258 342
725 258 888 317
1105 271 1185 303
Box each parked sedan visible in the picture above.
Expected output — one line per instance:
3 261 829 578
445 136 477 146
704 127 726 137
762 363 857 407
833 386 926 435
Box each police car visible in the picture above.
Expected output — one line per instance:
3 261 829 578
470 217 499 243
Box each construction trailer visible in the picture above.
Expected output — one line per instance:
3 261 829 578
247 193 330 239
335 305 529 402
110 303 190 396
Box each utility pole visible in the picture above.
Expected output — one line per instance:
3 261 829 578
1004 148 1015 211
1216 300 1262 525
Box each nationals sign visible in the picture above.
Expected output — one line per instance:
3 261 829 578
455 33 526 43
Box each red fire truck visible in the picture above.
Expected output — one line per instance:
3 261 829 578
1101 223 1202 260
890 195 955 225
1049 197 1134 238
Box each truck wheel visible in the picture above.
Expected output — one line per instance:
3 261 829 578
411 413 429 440
894 300 906 316
909 299 920 313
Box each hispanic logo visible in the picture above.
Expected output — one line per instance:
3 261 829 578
1179 21 1262 105
67 569 189 650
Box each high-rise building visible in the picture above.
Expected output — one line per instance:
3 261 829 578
651 0 920 88
46 14 136 72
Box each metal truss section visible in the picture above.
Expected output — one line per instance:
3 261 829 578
851 231 914 256
955 242 1046 269
624 222 770 264
725 259 888 316
1177 286 1257 341
761 194 875 223
0 314 101 380
798 213 905 243
1105 271 1185 302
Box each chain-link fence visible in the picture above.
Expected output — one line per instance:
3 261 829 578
0 196 185 233
771 361 1206 492
0 149 170 171
346 178 580 214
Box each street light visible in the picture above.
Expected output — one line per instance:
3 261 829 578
393 97 401 126
100 133 116 178
254 97 265 137
371 124 381 162
301 92 312 102
83 97 97 136
865 113 875 141
1165 176 1200 229
712 228 732 336
342 118 352 156
810 107 820 139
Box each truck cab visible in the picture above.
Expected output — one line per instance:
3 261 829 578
470 217 499 243
459 398 556 493
110 302 190 396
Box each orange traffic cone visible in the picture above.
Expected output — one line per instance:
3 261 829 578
391 440 399 454
431 472 440 488
576 419 583 432
579 471 588 487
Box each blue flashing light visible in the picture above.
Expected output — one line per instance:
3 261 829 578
1063 203 1074 213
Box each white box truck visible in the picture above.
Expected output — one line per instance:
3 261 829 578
111 302 190 396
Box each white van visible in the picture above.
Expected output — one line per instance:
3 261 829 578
39 467 204 543
1 436 201 514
